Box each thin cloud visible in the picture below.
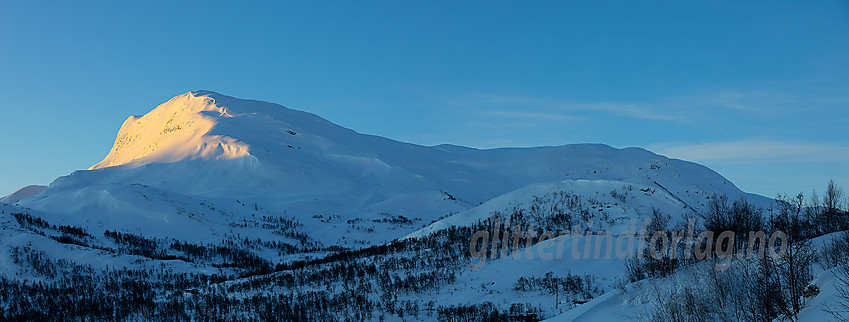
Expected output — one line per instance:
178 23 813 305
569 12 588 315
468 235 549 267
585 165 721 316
665 88 849 115
649 140 849 164
452 93 684 121
481 110 583 122
697 90 788 112
565 102 681 121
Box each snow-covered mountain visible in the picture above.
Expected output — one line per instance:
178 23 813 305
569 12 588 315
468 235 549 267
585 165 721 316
20 91 769 246
2 90 794 320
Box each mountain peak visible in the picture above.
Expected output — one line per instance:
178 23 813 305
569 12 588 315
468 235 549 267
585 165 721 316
89 91 349 171
189 89 221 96
89 91 250 170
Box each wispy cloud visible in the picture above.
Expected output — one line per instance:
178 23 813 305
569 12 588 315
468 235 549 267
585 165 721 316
649 140 849 164
448 87 849 124
481 110 582 122
665 87 849 115
666 90 802 114
450 93 683 121
566 102 680 121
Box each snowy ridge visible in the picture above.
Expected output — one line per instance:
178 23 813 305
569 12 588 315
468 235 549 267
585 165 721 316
0 185 46 204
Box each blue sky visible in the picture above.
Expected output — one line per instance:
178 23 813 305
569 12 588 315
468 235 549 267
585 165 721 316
1 0 847 198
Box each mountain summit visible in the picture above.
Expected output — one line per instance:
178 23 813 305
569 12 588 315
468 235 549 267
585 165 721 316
91 90 336 170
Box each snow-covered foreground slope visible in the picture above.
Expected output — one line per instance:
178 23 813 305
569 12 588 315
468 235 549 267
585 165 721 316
544 233 849 321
